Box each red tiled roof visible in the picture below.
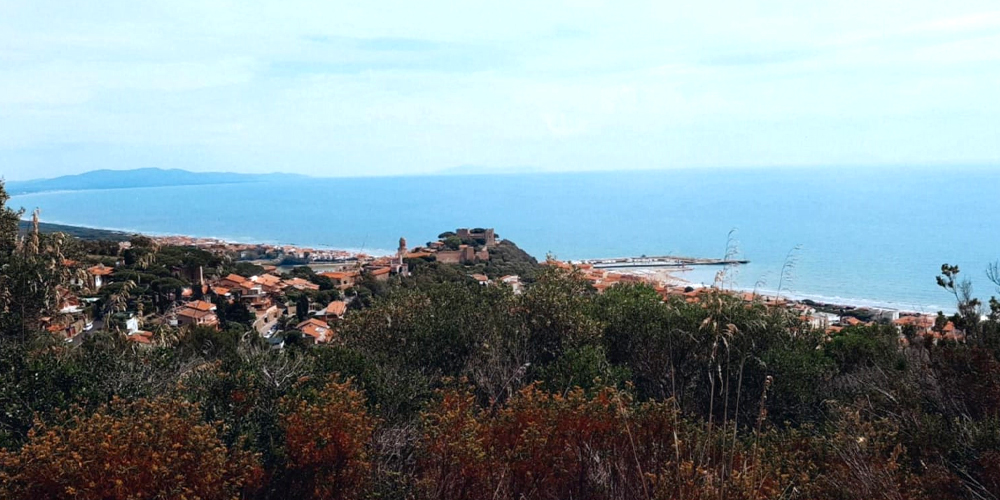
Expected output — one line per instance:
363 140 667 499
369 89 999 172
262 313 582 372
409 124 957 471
894 316 934 328
296 318 333 343
324 301 347 317
186 300 216 312
284 277 320 290
319 271 360 280
88 264 114 276
177 308 216 319
222 273 249 285
545 260 573 270
127 331 154 344
254 274 283 287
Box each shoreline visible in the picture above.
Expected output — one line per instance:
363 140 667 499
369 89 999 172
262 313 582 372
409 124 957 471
601 265 956 316
22 216 395 256
28 217 956 315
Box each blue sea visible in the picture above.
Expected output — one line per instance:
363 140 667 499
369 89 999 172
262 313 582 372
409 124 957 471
10 167 1000 313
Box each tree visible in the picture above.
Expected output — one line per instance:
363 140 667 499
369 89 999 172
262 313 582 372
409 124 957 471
233 261 265 277
297 294 311 322
937 263 982 335
225 301 255 327
443 236 462 250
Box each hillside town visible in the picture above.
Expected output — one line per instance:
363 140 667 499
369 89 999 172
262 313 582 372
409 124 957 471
42 227 529 347
39 224 964 351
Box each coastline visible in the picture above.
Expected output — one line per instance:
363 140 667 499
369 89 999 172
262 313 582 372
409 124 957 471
23 216 395 256
604 265 957 315
27 216 958 315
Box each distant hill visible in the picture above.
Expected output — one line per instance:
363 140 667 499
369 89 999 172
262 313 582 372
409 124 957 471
5 168 307 195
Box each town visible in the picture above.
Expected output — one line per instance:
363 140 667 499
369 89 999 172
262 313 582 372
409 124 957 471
45 226 537 347
43 220 963 350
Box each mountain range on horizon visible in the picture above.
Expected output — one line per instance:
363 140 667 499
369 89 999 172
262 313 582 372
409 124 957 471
3 165 558 196
3 168 309 196
10 164 994 197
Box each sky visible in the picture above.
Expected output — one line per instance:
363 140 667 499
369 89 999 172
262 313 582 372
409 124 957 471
1 1 999 181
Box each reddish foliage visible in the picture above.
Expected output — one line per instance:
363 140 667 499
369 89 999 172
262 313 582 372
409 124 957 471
979 450 1000 495
417 384 803 500
0 397 261 500
936 347 1000 419
281 377 376 500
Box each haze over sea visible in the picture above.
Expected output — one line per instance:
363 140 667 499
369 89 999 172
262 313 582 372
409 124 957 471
10 166 1000 313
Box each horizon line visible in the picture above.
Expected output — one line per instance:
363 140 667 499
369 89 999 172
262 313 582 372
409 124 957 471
7 161 1000 184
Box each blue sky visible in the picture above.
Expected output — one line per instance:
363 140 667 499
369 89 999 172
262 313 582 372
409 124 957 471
1 1 999 180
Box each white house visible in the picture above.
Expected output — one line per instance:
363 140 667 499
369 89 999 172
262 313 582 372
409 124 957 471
808 312 840 330
125 314 140 334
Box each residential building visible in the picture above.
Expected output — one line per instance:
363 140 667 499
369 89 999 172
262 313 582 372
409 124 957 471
296 318 333 344
217 273 250 289
319 271 358 291
368 266 392 281
317 300 348 322
127 330 155 346
175 300 219 328
86 264 114 290
499 275 524 294
894 315 935 336
283 277 320 291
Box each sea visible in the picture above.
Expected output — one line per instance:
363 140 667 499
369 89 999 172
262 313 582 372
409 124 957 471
9 166 1000 313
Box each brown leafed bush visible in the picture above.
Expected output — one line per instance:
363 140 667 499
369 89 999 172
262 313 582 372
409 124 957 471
280 377 376 500
0 397 262 500
417 383 806 500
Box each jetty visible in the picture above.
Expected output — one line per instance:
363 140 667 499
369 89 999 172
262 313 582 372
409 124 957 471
573 255 749 269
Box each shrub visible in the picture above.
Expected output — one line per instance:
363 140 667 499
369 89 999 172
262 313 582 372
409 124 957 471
280 377 376 500
0 397 261 499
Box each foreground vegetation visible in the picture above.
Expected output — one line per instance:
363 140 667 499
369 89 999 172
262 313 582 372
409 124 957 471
2 183 1000 499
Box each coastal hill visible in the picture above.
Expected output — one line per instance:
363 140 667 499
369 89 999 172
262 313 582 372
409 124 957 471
5 168 307 195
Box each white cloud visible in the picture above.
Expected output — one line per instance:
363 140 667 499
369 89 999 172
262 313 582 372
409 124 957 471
0 0 998 180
